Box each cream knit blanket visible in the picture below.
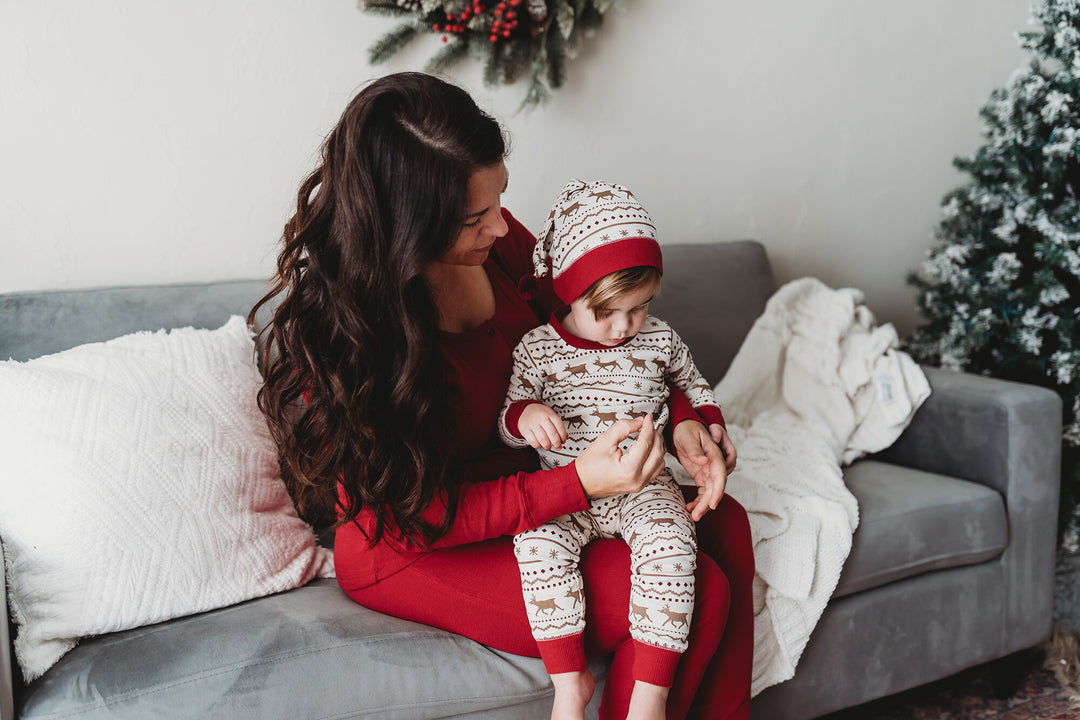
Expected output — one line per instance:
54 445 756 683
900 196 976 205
670 277 931 696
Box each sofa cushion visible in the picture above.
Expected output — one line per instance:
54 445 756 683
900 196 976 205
16 580 607 720
833 460 1008 598
0 317 333 682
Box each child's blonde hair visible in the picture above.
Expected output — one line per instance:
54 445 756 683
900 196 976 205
579 266 661 319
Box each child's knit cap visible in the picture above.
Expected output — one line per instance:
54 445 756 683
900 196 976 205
531 179 663 304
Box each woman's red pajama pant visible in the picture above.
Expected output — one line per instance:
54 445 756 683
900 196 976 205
343 493 754 720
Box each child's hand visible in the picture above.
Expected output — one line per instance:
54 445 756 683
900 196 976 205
673 420 728 521
518 403 569 451
709 423 737 474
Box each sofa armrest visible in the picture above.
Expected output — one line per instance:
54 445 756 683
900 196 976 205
2 543 14 720
875 365 1062 649
876 367 1062 494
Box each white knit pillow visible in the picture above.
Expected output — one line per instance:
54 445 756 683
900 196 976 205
0 316 334 682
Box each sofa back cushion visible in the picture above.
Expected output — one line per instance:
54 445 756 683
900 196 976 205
0 240 776 384
649 240 775 385
0 280 271 363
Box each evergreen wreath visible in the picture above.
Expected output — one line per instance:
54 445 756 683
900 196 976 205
359 0 622 110
906 0 1080 547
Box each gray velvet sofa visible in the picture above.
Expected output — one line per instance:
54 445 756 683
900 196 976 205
1 240 1062 720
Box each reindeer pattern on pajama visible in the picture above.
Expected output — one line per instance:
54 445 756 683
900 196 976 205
498 316 720 654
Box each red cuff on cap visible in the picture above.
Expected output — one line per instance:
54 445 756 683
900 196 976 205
553 240 663 304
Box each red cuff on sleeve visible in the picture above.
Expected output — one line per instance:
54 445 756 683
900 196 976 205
664 387 697 451
632 642 682 687
664 390 727 451
522 462 589 528
695 404 726 429
536 635 588 674
667 384 698 429
504 399 542 439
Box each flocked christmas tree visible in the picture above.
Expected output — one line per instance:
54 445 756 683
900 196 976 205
907 0 1080 547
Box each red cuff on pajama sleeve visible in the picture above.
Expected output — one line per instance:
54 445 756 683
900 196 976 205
633 643 683 688
536 635 588 675
504 399 543 439
695 404 726 430
664 387 728 449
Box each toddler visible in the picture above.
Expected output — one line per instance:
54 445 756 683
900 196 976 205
498 179 727 720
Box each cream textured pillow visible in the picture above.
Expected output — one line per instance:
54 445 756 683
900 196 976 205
0 316 334 681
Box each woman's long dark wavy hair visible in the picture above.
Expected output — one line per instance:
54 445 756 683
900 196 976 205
249 72 506 547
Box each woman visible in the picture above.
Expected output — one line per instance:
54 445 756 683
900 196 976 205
250 72 753 720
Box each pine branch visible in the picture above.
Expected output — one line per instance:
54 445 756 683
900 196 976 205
545 28 567 89
502 37 536 85
424 37 470 75
518 74 552 113
359 4 415 18
368 22 422 65
578 4 604 33
466 31 491 62
483 42 506 88
553 0 575 40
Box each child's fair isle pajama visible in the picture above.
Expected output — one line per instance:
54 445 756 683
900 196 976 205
498 315 724 686
515 472 696 686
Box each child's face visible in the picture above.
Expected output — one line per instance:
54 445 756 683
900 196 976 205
566 282 656 346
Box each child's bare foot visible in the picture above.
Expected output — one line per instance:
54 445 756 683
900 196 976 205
549 669 594 720
625 680 669 720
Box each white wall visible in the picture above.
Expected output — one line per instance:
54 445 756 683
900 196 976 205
2 1 1031 335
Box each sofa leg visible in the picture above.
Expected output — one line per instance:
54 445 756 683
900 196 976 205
989 647 1043 699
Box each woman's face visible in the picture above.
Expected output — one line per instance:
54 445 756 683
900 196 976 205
439 161 510 267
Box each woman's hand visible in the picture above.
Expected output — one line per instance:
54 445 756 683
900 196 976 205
673 420 736 521
575 415 666 499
